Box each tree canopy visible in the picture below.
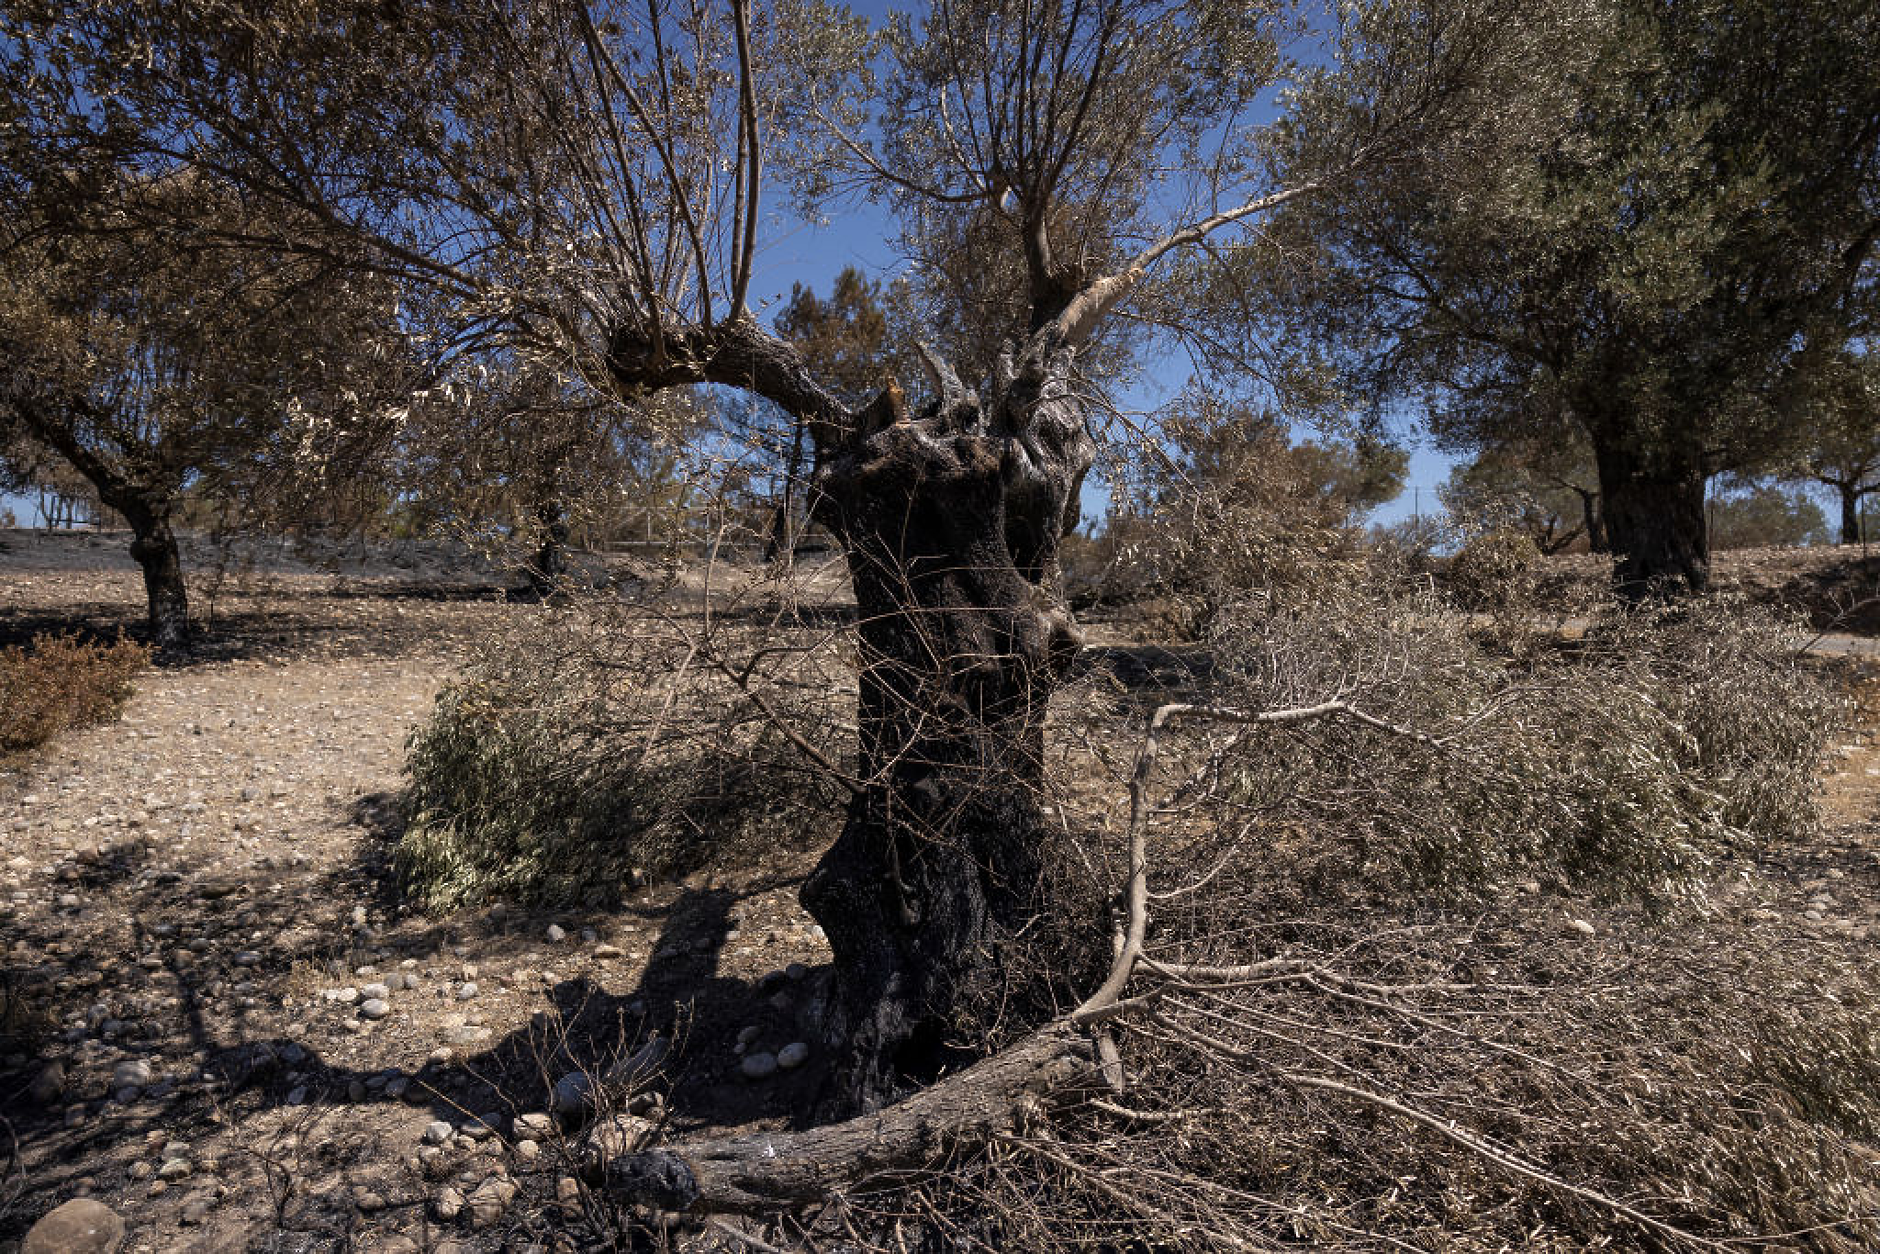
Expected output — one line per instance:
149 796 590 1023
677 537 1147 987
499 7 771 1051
1246 0 1880 592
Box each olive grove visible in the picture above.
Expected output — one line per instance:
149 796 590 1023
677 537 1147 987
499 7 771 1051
5 1 1879 1247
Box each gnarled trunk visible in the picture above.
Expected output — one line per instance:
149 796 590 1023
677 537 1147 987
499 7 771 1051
1838 482 1862 547
608 317 1099 1116
122 505 190 649
1594 438 1708 596
1576 486 1607 553
801 349 1094 1116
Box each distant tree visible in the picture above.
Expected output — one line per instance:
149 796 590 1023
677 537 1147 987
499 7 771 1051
0 173 409 646
1257 0 1880 594
1782 348 1880 545
1708 480 1830 550
1443 434 1604 555
763 267 898 560
1108 390 1409 630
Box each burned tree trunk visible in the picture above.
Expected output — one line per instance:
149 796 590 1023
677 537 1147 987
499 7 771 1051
1594 437 1709 596
804 349 1093 1114
609 319 1096 1116
1575 485 1607 553
118 499 190 649
521 497 571 600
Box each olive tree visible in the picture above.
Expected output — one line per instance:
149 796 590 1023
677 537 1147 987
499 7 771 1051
1245 0 1880 593
0 0 1577 1116
0 172 410 646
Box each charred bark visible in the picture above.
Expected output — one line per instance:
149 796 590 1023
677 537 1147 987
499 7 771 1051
608 318 1097 1117
520 497 571 600
597 1021 1098 1214
1575 486 1607 553
121 502 190 649
802 345 1095 1116
1594 438 1709 596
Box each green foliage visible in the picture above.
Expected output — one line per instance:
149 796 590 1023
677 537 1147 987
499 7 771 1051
1709 482 1831 549
0 633 148 755
398 606 849 910
1256 0 1880 584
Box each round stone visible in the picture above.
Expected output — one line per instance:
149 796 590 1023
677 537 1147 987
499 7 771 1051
739 1052 778 1080
22 1199 124 1254
112 1059 153 1088
358 998 390 1020
776 1042 811 1070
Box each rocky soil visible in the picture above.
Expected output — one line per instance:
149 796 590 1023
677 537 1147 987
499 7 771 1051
4 529 1880 1252
1 533 839 1252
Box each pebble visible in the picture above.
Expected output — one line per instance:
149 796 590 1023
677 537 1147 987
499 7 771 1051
29 1061 65 1104
469 1175 518 1226
112 1059 153 1088
513 1111 556 1140
359 998 390 1020
361 982 390 1000
433 1185 465 1221
423 1120 454 1145
552 1071 592 1115
158 1158 192 1181
1566 918 1596 936
456 982 479 1000
583 1113 655 1158
593 943 622 959
739 1051 778 1080
546 924 566 943
777 1041 811 1070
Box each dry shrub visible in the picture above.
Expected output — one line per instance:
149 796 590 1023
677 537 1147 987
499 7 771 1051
0 632 148 754
1177 586 1837 899
803 590 1864 1252
1104 430 1372 638
852 908 1880 1253
1443 524 1543 610
397 593 852 909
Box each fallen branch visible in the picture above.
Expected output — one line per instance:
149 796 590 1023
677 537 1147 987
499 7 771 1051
594 1023 1098 1214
